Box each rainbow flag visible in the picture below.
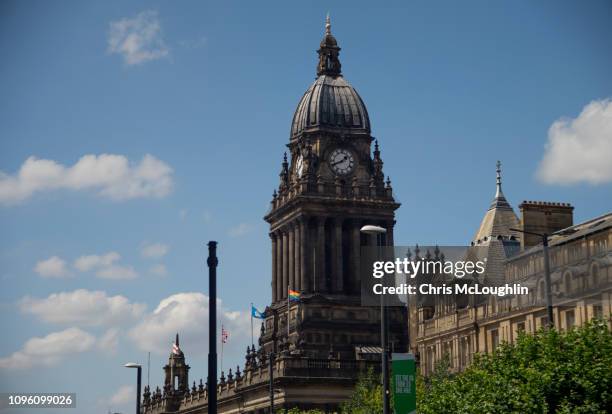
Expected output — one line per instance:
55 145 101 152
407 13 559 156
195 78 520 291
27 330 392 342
288 289 301 302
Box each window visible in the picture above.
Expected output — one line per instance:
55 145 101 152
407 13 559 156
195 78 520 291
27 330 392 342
593 305 603 320
460 337 470 368
565 310 575 329
517 322 525 333
490 329 499 351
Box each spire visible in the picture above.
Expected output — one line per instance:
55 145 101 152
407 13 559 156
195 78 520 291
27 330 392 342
317 14 342 77
495 160 503 198
176 333 179 347
489 160 511 210
472 160 520 244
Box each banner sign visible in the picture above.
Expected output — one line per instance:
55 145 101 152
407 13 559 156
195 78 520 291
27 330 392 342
391 353 416 414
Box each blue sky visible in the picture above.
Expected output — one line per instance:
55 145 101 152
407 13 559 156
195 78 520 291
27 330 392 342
1 0 611 412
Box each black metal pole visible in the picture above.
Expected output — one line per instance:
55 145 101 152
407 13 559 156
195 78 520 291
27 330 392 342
136 366 142 414
207 241 218 414
542 234 554 328
378 233 390 414
510 228 555 330
269 352 275 414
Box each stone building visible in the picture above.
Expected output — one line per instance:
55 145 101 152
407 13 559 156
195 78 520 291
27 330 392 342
414 165 612 376
141 17 407 413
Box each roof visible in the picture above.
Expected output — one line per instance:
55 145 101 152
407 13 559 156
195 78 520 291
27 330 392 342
290 15 371 138
510 211 612 260
471 162 521 285
291 75 371 137
472 161 520 244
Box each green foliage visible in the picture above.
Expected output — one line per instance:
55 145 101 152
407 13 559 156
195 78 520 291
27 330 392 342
285 408 324 414
418 320 612 414
340 366 384 414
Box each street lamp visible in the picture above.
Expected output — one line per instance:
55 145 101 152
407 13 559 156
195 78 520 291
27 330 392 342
124 362 142 414
510 228 554 329
360 225 390 414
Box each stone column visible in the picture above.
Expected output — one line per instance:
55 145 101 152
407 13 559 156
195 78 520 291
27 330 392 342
316 217 326 292
334 218 344 292
300 218 308 293
271 233 277 303
276 231 283 301
352 221 361 295
294 222 301 292
282 230 289 299
288 225 295 292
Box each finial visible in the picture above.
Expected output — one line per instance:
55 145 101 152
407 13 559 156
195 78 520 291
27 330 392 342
325 13 331 35
175 333 179 347
495 160 503 197
374 139 379 152
283 152 288 163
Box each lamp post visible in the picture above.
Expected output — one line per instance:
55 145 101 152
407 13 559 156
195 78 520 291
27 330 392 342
124 363 142 414
207 241 219 414
510 228 554 329
360 225 390 414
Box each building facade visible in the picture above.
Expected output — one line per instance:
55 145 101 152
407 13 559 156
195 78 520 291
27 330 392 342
414 166 612 376
141 17 407 414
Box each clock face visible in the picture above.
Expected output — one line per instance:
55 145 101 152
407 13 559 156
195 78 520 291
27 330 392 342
296 155 304 178
329 148 355 175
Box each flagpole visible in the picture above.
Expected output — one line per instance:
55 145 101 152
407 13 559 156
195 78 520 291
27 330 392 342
220 325 224 374
147 351 150 387
250 302 254 347
287 285 290 340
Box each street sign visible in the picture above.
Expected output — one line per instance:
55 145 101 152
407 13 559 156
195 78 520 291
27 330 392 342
391 353 416 414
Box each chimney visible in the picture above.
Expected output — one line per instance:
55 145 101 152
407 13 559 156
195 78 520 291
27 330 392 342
519 201 574 248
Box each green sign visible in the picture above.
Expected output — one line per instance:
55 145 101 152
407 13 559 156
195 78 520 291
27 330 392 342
391 353 416 414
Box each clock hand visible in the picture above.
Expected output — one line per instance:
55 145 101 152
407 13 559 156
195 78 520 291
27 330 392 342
331 155 349 167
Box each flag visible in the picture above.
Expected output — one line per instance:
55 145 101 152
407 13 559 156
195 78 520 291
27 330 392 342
172 342 180 355
251 305 266 319
221 326 229 344
288 289 301 302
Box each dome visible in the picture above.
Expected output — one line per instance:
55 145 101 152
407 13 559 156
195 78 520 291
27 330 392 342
290 15 371 138
291 75 371 137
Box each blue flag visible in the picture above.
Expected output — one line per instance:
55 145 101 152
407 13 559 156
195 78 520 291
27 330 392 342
251 305 265 319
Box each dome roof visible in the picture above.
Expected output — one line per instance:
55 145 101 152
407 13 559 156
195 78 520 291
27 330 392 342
290 15 371 138
291 75 371 137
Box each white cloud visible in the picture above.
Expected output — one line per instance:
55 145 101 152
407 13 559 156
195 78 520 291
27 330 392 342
141 242 169 259
74 252 120 272
0 153 173 205
0 328 95 370
34 256 70 278
96 265 138 280
228 223 255 238
537 98 612 185
73 252 137 280
108 10 169 65
19 289 146 326
97 328 120 354
149 263 168 277
109 385 135 406
129 293 251 356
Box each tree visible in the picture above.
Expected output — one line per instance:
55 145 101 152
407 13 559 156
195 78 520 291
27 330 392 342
340 367 385 414
418 320 612 414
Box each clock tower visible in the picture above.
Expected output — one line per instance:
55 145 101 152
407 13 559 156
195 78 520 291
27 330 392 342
261 16 407 360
